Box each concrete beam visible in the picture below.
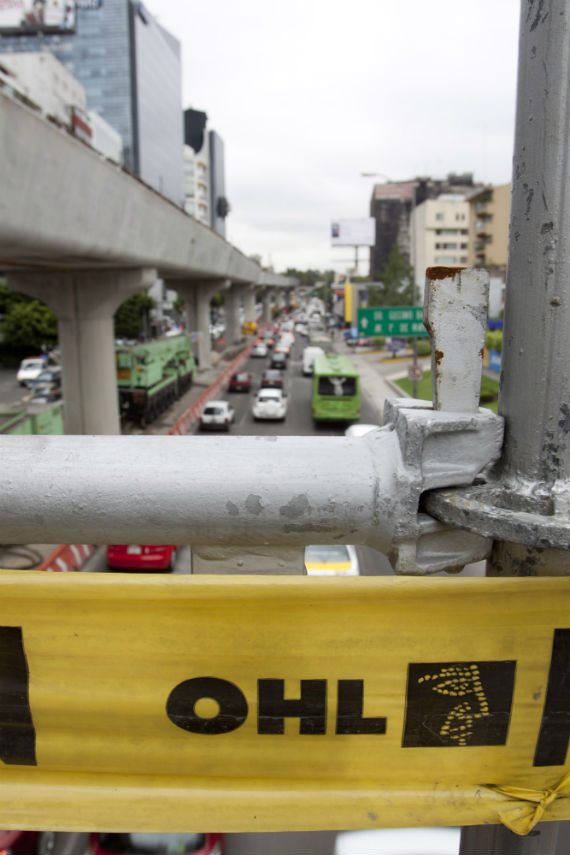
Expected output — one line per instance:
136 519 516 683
0 93 295 288
7 268 156 434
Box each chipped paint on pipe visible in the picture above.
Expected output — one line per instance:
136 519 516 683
0 432 409 550
423 268 489 414
500 0 570 490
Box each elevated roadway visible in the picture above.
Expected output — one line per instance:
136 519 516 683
0 91 297 432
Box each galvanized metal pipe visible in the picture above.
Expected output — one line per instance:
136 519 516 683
0 433 407 550
461 2 570 853
499 0 570 497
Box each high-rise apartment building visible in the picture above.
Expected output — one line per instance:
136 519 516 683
410 195 470 293
183 108 230 237
467 183 511 273
0 0 184 206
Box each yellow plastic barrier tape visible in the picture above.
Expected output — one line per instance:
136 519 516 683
488 770 569 835
0 571 568 833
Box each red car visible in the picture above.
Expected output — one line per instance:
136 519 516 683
228 371 252 392
0 831 223 855
106 544 177 571
260 369 284 389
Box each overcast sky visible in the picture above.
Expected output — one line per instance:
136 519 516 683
145 0 521 275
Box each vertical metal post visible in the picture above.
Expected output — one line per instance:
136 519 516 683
460 1 570 851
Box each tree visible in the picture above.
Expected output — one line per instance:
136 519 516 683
1 300 58 353
369 244 415 306
114 293 156 340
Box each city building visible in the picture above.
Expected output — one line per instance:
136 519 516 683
183 107 230 237
467 183 511 273
0 49 122 161
368 173 482 279
183 108 210 226
368 181 416 280
410 195 470 294
0 0 184 206
209 129 229 238
0 48 86 124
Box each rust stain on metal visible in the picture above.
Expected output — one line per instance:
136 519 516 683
434 349 444 365
426 266 466 281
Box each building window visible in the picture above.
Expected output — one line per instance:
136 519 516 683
435 213 444 221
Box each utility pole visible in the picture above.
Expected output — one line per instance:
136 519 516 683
459 1 570 850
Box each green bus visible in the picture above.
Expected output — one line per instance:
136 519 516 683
312 353 360 422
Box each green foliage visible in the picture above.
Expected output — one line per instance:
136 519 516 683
396 370 499 413
284 268 335 288
369 244 416 306
370 337 385 348
0 280 35 313
485 330 503 353
210 291 225 308
1 300 58 352
173 294 186 315
114 292 156 339
414 339 431 357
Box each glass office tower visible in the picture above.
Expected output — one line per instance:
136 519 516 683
0 0 184 206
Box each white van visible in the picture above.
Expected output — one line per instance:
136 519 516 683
302 346 324 376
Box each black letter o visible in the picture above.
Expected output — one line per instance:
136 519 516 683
167 677 248 734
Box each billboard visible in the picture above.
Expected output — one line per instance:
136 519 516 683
331 217 375 247
0 1 76 35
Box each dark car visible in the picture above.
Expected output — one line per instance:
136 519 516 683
260 369 283 389
92 831 224 854
228 371 252 392
270 351 287 370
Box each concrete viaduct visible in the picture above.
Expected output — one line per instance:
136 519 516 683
0 91 298 433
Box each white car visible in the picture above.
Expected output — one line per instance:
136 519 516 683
305 544 359 576
345 423 379 437
334 827 460 855
251 342 268 357
17 357 46 386
199 400 235 431
252 388 288 421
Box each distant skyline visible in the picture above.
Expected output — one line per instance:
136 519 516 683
145 0 521 274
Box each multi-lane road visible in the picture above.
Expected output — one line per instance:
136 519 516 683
76 331 395 576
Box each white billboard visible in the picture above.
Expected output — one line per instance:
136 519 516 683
331 218 375 247
0 1 76 35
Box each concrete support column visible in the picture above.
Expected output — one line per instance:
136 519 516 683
7 268 156 435
171 279 225 370
224 283 245 345
242 284 257 329
261 288 272 323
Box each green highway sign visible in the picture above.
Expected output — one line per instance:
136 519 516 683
358 306 428 337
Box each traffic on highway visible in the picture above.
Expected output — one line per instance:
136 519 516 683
74 303 394 577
